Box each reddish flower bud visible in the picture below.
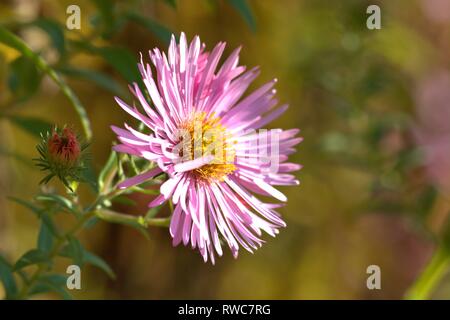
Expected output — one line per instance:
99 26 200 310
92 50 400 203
48 128 81 166
35 126 89 190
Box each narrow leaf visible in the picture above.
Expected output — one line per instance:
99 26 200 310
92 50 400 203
8 55 41 100
0 255 18 299
8 196 59 236
79 159 98 192
126 12 172 44
228 0 256 31
0 26 92 140
0 147 32 166
9 116 52 138
37 221 54 254
14 249 49 270
58 66 125 96
91 0 117 38
30 274 72 300
35 194 78 215
145 206 161 220
111 195 137 207
32 18 65 55
62 237 84 267
84 251 116 279
7 196 41 215
98 151 117 192
73 44 140 84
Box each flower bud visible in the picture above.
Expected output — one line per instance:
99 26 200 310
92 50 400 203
34 126 88 190
48 127 81 166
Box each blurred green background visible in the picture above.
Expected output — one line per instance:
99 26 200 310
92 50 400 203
1 0 450 299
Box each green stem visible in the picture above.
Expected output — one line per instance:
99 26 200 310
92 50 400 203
16 149 172 299
145 217 171 227
0 26 92 140
98 151 118 193
17 210 95 299
405 245 450 300
95 208 170 228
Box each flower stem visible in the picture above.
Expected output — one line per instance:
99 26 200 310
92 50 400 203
0 26 92 140
405 245 450 300
95 208 170 228
16 149 172 299
17 210 95 299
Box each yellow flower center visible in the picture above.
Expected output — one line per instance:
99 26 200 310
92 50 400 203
178 112 236 182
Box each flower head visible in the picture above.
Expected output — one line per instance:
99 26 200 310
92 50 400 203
35 126 88 190
48 127 81 166
112 33 302 263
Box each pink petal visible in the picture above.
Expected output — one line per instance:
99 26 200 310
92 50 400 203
117 167 162 189
173 155 215 172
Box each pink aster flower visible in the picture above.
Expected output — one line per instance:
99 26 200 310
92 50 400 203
112 33 302 263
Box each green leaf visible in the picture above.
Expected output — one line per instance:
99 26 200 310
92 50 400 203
14 249 49 271
0 146 33 166
68 237 84 267
111 195 137 207
0 254 18 299
84 251 116 279
63 237 84 267
29 282 71 299
8 196 43 216
59 244 115 279
69 41 139 87
40 213 59 237
228 0 256 31
8 196 59 237
32 18 65 55
128 154 140 175
91 0 117 38
79 158 98 192
30 274 72 300
58 66 125 96
9 116 52 138
117 152 125 180
84 216 99 229
35 194 78 215
125 12 172 44
145 206 161 220
98 151 117 192
37 221 54 254
0 26 92 140
95 46 140 84
39 274 68 287
8 55 42 100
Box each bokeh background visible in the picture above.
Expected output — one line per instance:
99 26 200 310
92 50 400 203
1 0 450 299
